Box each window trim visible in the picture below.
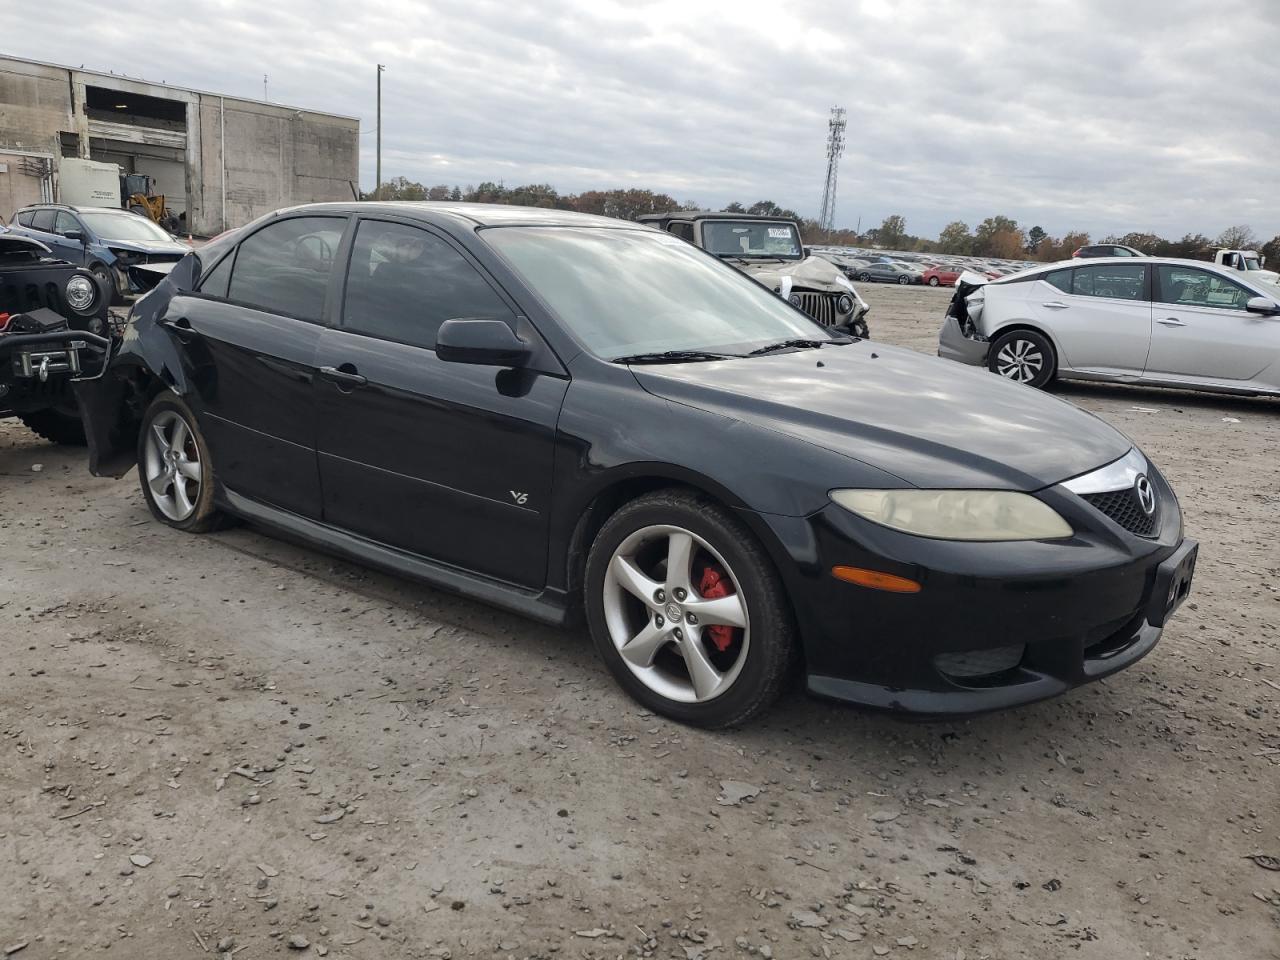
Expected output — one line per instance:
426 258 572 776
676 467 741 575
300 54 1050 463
336 214 525 353
1065 262 1150 303
1154 264 1255 312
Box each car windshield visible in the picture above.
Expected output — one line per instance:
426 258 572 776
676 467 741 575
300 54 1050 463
700 220 802 260
78 212 173 243
482 226 835 360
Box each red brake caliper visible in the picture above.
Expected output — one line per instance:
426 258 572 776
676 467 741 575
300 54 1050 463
697 564 737 653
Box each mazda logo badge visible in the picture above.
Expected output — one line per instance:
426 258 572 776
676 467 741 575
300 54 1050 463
1135 474 1156 516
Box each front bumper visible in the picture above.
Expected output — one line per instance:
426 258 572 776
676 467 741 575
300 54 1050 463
760 465 1195 716
937 315 988 366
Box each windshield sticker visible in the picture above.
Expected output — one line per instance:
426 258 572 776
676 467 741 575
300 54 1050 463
767 228 791 239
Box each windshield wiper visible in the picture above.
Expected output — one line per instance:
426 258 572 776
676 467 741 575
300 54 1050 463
612 349 739 364
745 337 849 357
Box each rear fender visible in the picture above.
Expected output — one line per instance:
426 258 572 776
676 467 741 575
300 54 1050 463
73 266 197 478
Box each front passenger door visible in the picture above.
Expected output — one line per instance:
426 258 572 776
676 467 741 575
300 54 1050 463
315 218 568 588
1146 265 1277 383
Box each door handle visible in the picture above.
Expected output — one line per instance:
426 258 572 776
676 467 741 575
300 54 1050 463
1156 317 1187 327
159 316 194 338
1041 301 1069 309
318 365 368 387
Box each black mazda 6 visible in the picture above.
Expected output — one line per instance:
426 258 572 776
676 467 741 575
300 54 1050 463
75 202 1197 727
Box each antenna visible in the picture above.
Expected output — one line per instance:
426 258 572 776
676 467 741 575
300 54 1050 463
818 107 846 234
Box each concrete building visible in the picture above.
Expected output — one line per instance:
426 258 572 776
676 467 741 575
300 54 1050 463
0 55 359 234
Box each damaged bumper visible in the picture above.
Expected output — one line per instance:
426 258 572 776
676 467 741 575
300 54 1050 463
937 315 988 366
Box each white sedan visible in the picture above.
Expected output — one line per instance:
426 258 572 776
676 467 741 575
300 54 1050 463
938 258 1280 397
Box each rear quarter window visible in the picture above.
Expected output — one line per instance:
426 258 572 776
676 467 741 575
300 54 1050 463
1045 269 1072 292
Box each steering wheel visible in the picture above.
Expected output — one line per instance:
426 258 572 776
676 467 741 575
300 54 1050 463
295 234 334 269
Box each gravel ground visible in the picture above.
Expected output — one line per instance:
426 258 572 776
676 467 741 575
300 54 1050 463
2 283 1278 959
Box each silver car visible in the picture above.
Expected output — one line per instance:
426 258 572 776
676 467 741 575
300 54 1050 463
938 258 1280 397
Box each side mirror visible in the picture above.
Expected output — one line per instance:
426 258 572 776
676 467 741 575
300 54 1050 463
436 318 530 366
63 230 85 244
802 246 813 257
1245 296 1280 316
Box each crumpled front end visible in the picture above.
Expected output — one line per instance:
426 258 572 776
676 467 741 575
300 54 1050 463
740 255 871 335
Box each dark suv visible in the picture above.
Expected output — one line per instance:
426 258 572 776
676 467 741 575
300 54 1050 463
0 231 111 443
8 204 189 301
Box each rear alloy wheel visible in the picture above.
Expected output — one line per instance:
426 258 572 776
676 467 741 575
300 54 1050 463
898 275 911 285
988 329 1056 389
857 272 871 282
585 490 795 727
137 393 223 532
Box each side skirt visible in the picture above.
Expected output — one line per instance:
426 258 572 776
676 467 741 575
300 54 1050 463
221 489 571 627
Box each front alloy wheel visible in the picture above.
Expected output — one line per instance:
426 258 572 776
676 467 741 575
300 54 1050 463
602 524 750 704
585 489 796 727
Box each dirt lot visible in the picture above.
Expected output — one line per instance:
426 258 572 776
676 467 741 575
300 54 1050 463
2 283 1277 959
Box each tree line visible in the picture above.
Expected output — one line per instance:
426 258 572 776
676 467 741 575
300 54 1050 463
367 178 1279 265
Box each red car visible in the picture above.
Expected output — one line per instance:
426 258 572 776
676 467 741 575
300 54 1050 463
920 266 962 287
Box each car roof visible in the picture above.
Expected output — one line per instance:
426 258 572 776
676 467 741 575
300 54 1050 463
271 201 640 230
635 210 799 224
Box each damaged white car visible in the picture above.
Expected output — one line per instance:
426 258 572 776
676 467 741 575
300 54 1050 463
938 258 1280 397
638 211 870 339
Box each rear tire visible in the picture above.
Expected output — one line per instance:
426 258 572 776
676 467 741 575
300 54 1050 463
137 392 225 532
584 489 796 728
857 272 870 282
898 275 911 285
987 328 1057 389
17 408 86 445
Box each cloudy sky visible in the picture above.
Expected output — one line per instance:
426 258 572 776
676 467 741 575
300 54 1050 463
6 0 1279 240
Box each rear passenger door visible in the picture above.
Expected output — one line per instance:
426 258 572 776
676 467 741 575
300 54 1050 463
314 217 568 588
177 214 348 518
1035 263 1151 374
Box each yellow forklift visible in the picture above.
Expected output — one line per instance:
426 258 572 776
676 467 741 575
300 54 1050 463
120 173 181 234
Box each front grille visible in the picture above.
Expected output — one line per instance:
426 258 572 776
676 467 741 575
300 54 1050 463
1081 489 1157 537
935 644 1025 679
792 291 836 326
142 253 184 265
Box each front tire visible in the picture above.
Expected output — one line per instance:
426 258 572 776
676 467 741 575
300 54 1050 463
137 393 223 532
988 328 1057 388
584 489 796 728
18 407 86 445
928 276 940 286
898 275 911 285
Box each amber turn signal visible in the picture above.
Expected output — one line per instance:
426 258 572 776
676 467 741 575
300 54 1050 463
831 566 922 594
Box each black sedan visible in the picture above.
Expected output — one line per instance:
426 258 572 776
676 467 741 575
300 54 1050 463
855 261 923 284
74 203 1197 727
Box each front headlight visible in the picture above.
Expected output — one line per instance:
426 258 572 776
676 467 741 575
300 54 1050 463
836 293 855 314
830 489 1073 541
65 275 97 313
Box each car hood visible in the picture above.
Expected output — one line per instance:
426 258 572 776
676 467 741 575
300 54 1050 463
103 237 189 255
633 342 1132 490
731 255 849 294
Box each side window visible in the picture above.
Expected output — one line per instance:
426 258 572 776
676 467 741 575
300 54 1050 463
1070 264 1145 301
198 254 233 299
1045 269 1072 292
31 209 56 232
54 211 79 236
1156 266 1253 311
668 222 694 243
342 220 514 350
227 216 345 322
16 211 34 227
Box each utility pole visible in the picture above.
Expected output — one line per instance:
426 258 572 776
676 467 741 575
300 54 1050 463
375 64 385 201
817 107 846 234
263 74 268 102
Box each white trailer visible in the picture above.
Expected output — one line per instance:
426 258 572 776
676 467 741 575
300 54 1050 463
58 158 121 208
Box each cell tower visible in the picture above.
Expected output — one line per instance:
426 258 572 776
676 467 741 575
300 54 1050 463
818 107 846 233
